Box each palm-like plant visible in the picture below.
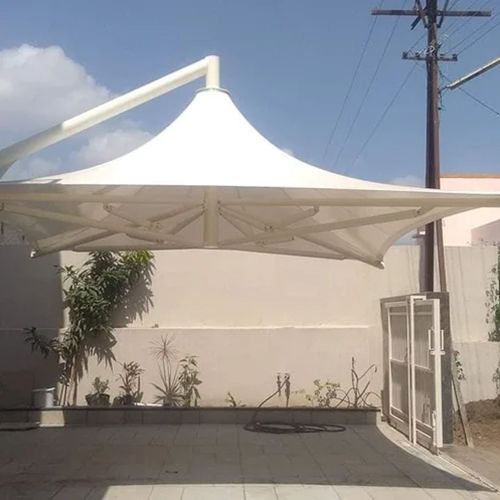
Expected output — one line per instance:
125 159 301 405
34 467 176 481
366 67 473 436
151 335 183 406
152 362 183 407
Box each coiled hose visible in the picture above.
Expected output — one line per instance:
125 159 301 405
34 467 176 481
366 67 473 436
244 375 346 434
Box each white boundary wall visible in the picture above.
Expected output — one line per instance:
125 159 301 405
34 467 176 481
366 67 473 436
0 246 498 406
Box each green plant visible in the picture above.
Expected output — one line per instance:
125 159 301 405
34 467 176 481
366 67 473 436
151 335 183 407
301 379 341 407
25 251 154 406
150 336 201 407
493 362 500 401
225 392 245 407
85 376 111 406
115 361 143 405
300 358 379 409
453 350 466 381
24 327 57 358
153 363 184 407
179 356 202 407
346 358 379 408
91 377 109 395
486 246 500 341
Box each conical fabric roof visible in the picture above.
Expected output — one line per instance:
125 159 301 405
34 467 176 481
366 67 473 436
1 88 499 266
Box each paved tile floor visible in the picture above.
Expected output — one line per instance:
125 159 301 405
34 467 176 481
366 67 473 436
0 422 498 499
444 445 500 490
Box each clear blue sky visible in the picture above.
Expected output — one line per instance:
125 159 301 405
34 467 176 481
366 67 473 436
1 0 499 184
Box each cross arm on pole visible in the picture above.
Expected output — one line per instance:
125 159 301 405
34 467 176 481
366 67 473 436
372 9 491 17
403 52 458 62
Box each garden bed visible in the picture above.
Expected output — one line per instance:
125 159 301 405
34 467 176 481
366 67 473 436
0 406 379 427
454 399 500 448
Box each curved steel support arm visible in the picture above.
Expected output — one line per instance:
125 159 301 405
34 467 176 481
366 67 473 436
0 55 220 177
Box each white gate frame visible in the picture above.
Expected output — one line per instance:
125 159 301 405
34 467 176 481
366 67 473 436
385 295 444 452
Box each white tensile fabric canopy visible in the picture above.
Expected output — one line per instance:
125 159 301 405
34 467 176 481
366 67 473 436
1 63 500 267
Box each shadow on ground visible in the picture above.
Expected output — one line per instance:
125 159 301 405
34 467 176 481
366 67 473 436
0 423 495 499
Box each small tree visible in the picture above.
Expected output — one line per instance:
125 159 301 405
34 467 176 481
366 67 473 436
26 250 154 405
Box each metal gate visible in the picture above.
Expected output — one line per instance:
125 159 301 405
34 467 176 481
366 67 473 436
384 295 444 452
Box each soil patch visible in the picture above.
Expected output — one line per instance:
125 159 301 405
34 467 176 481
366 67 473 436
454 398 500 448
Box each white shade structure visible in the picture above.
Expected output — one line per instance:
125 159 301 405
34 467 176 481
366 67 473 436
0 56 499 267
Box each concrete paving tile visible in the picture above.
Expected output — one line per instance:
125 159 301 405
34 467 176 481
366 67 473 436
470 492 500 500
87 484 153 499
423 488 479 499
276 484 341 499
244 485 279 500
52 484 93 500
182 485 245 500
301 485 341 499
332 485 372 500
363 485 434 499
0 423 493 500
0 482 61 500
149 484 184 499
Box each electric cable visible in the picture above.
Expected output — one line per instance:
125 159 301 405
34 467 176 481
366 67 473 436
321 1 384 163
440 70 500 118
443 0 485 37
348 62 419 172
332 0 407 170
450 11 500 53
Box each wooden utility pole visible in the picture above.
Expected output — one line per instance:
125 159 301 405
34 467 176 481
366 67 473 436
373 1 491 292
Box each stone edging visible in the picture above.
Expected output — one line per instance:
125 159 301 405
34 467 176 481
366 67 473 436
0 406 379 427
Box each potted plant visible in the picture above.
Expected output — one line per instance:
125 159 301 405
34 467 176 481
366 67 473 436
85 377 110 406
114 361 143 406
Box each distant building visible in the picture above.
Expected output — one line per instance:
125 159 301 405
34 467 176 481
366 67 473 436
441 174 500 246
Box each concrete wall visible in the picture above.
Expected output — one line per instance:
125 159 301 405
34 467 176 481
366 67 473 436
0 246 62 406
0 245 498 406
472 219 500 245
454 342 500 403
441 175 500 246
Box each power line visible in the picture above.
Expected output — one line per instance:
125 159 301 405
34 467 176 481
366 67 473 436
448 7 497 52
321 1 384 162
440 70 500 117
408 32 426 53
455 13 500 53
349 62 420 170
457 85 500 117
333 0 407 171
443 0 484 36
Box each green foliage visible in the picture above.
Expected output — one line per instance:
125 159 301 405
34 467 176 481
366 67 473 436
25 250 154 405
152 362 183 407
150 335 202 407
179 356 202 407
91 377 109 396
486 246 500 342
300 380 340 408
300 358 380 409
151 334 183 407
225 392 245 407
85 376 111 406
115 361 143 405
23 327 57 359
493 363 500 401
453 350 466 381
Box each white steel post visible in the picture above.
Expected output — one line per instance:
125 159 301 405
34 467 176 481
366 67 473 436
432 299 444 449
408 296 417 445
